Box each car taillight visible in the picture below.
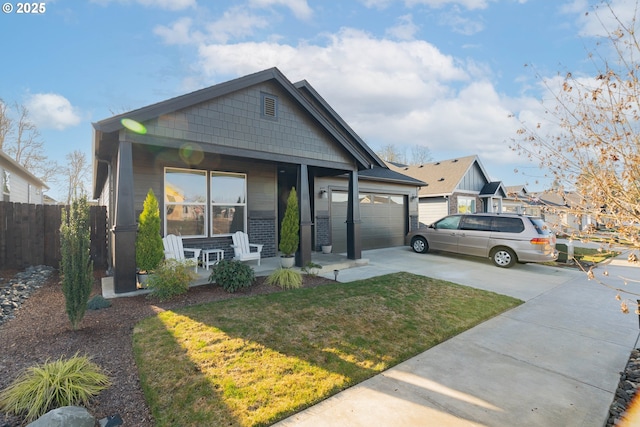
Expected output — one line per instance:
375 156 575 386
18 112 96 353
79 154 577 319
530 237 550 245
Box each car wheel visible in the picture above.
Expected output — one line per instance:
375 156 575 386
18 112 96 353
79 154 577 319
411 236 429 254
491 247 516 268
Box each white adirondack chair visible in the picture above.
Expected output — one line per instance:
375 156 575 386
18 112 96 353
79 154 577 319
163 234 201 273
231 231 263 265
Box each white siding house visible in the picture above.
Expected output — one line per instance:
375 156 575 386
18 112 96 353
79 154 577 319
0 150 48 204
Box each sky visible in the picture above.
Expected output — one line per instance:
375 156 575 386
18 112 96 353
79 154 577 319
0 0 634 201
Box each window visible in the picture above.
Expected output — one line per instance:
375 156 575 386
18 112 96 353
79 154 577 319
165 168 207 237
492 217 525 233
457 196 476 213
460 216 492 231
2 170 9 195
211 172 247 235
435 215 462 230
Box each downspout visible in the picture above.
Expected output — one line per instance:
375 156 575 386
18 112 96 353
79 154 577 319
97 158 113 276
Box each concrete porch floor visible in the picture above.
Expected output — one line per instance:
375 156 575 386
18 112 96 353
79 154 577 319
101 251 369 299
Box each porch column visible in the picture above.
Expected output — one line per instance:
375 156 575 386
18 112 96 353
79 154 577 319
112 140 137 293
297 164 312 267
346 170 362 260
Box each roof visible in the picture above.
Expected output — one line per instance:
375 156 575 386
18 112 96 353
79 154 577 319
480 181 507 197
0 150 49 190
387 155 488 196
93 67 387 198
359 166 426 186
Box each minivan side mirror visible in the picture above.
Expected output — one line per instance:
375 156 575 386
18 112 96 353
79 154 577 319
429 223 436 229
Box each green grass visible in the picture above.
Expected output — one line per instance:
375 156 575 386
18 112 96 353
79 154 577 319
133 272 522 427
573 247 619 263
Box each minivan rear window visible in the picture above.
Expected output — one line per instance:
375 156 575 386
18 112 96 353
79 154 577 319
492 217 525 233
528 217 550 235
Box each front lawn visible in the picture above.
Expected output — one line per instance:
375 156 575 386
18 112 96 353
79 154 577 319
573 246 620 263
133 272 522 427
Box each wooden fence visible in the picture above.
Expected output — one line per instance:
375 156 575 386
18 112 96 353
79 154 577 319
0 202 108 270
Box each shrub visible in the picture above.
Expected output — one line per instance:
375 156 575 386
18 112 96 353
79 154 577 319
147 259 197 301
87 295 112 310
266 267 302 290
0 354 111 422
136 189 164 273
279 187 299 257
60 196 93 330
209 259 255 293
301 261 322 276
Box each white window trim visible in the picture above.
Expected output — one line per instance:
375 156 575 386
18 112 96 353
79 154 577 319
457 196 476 214
210 171 247 237
164 167 208 238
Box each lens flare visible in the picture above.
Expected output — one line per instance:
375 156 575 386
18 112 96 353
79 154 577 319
121 118 147 134
179 143 204 165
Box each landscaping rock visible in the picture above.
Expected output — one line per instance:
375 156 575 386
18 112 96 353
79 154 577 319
26 406 94 427
0 266 54 326
606 348 640 426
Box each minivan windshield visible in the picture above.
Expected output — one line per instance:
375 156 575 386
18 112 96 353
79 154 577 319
434 215 462 229
529 217 550 235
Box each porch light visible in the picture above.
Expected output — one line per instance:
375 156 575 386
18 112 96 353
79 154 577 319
319 188 328 199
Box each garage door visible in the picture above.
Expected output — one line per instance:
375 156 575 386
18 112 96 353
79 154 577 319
419 198 448 227
331 191 406 253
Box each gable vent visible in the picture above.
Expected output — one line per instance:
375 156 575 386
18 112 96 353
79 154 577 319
262 93 278 119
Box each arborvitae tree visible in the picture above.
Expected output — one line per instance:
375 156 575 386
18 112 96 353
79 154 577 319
136 189 164 273
60 196 93 330
279 187 299 257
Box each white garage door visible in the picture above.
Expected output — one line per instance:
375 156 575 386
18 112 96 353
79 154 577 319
419 198 448 227
331 191 406 253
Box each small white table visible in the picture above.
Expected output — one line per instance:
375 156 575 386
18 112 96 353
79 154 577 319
201 249 224 269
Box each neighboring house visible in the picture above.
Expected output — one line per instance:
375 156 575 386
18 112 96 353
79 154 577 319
529 190 594 234
503 185 541 216
387 155 506 226
0 150 48 204
92 67 423 294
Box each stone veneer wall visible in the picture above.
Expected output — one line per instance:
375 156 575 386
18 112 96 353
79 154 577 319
315 214 330 250
409 214 419 232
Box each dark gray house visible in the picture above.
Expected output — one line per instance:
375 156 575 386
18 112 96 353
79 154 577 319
92 67 423 293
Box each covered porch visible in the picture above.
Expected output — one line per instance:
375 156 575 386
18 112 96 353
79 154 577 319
101 251 369 299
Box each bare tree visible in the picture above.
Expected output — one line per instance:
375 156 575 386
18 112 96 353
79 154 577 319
409 144 433 165
376 144 407 164
0 100 59 184
0 99 11 150
62 150 91 204
511 1 640 312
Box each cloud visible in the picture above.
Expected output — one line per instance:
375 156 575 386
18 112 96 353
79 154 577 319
439 6 485 35
192 27 534 163
359 0 493 10
564 0 637 38
386 14 420 40
406 0 492 10
25 94 82 131
90 0 196 11
154 17 198 45
205 7 271 43
249 0 313 20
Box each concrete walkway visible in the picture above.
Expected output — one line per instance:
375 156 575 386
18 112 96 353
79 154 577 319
274 247 640 427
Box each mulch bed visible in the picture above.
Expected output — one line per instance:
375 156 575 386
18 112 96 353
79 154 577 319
0 269 335 426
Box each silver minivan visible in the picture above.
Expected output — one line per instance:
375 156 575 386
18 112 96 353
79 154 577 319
406 213 558 267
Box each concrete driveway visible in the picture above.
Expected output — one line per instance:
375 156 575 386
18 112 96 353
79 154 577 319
274 246 640 427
